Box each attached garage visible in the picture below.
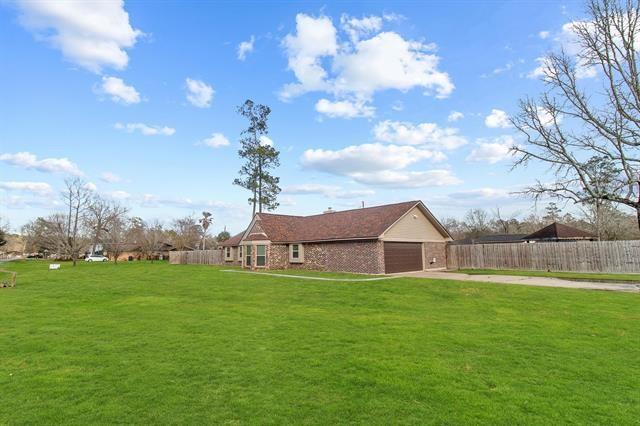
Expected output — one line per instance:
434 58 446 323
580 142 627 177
384 242 423 273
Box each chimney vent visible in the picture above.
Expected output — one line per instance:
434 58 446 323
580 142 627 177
323 207 335 214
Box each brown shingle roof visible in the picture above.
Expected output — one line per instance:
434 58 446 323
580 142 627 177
239 200 449 243
524 222 596 241
220 231 245 247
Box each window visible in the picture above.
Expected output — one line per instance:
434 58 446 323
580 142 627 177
289 243 304 263
245 245 252 266
238 246 243 261
256 245 266 267
225 247 232 260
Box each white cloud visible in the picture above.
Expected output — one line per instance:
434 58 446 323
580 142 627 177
348 169 461 188
466 135 515 164
200 133 230 148
332 31 453 99
100 172 122 183
280 14 453 102
485 109 511 128
300 142 459 188
281 14 338 100
98 76 140 104
0 152 83 176
452 187 512 200
536 106 560 127
373 120 467 150
259 136 273 147
237 35 255 60
484 59 523 77
185 78 214 108
84 182 98 192
106 190 131 200
539 30 550 39
527 22 599 80
115 122 175 136
557 21 597 79
429 187 517 208
315 98 375 119
527 56 551 79
0 181 53 195
139 193 240 212
302 143 443 174
1 194 59 210
16 0 142 73
391 101 404 112
283 184 375 199
340 14 383 43
447 111 464 122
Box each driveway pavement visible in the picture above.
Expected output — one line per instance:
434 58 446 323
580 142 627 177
398 270 640 293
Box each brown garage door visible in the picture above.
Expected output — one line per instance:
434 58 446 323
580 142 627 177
384 242 423 273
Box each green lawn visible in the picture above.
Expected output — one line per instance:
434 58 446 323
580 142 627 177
458 268 640 283
1 261 638 424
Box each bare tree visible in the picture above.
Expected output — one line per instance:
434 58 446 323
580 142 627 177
144 220 164 263
103 216 130 264
60 178 92 265
169 215 202 251
463 209 492 238
492 208 522 234
85 196 129 255
511 0 640 229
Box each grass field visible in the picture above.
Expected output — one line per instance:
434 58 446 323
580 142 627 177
457 268 640 283
1 261 638 424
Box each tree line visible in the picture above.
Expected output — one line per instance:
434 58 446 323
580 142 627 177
20 178 231 265
442 202 640 241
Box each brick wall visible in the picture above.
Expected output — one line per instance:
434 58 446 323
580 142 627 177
423 242 446 269
266 240 385 274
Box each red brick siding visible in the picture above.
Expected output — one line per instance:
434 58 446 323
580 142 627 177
423 242 446 269
266 240 385 274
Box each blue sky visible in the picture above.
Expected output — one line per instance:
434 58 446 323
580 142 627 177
1 1 586 234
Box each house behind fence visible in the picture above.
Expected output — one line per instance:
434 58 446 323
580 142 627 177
447 240 640 273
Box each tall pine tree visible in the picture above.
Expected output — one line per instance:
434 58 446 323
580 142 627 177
233 100 281 215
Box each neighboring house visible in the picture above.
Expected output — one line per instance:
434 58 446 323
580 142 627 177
523 222 597 242
108 242 192 261
220 200 452 274
0 234 25 259
450 234 528 245
451 222 598 245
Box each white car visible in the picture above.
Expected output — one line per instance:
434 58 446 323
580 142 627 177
85 255 108 262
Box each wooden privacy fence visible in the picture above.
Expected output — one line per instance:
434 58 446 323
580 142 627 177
446 240 640 273
170 250 223 265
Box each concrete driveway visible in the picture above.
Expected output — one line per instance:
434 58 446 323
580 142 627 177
398 270 640 293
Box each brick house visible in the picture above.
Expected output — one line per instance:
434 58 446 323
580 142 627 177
220 200 452 274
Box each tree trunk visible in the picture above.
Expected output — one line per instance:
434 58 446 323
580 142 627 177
92 219 101 255
258 159 263 213
252 186 257 216
636 206 640 232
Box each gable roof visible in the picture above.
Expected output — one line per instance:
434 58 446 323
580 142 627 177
239 200 450 244
524 222 596 241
